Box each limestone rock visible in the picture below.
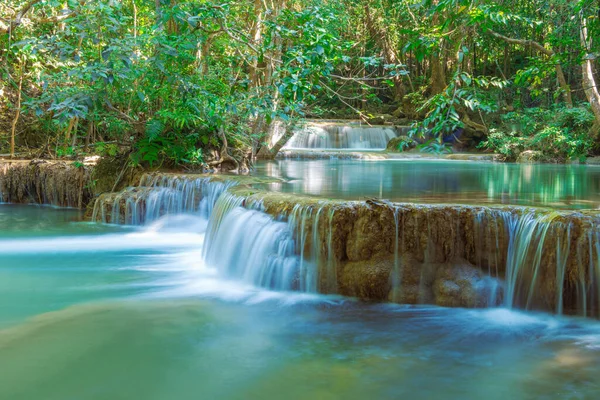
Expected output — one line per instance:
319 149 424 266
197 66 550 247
367 114 394 125
339 257 393 300
516 150 543 163
586 156 600 165
0 160 92 208
392 107 406 119
433 263 503 308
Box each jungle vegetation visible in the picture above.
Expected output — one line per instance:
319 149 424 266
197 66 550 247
1 0 600 167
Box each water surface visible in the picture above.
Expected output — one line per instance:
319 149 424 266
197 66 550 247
1 205 600 399
254 159 600 209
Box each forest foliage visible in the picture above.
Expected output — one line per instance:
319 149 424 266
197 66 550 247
1 0 600 166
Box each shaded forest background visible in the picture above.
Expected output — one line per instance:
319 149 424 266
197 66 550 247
1 0 600 167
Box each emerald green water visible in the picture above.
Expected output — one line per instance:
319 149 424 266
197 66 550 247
254 159 600 209
1 204 600 399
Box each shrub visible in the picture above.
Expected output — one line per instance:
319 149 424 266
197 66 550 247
480 106 594 162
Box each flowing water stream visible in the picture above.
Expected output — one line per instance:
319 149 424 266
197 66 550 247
3 159 600 399
2 204 600 399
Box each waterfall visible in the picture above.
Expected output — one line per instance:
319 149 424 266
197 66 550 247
383 205 600 315
283 124 399 150
201 194 340 293
499 211 599 316
502 212 560 310
288 203 338 293
390 205 402 303
88 173 600 315
92 174 236 225
203 192 302 291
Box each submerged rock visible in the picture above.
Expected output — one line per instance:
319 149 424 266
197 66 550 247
433 263 503 308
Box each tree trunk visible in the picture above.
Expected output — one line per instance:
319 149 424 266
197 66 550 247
207 127 240 170
249 0 266 157
256 121 295 160
429 7 446 95
364 3 404 100
580 13 600 129
254 0 285 158
248 0 264 89
10 75 23 159
430 53 446 94
555 65 573 108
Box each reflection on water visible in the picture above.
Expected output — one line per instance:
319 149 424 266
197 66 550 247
254 159 600 209
3 203 600 398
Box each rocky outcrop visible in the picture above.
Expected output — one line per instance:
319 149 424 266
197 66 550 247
228 187 600 316
0 160 92 208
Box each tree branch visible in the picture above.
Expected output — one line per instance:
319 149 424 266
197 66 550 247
1 0 43 34
486 29 554 56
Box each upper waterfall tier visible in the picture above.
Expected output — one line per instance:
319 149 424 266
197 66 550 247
282 122 407 150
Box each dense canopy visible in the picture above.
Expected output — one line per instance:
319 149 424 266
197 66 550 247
1 0 600 165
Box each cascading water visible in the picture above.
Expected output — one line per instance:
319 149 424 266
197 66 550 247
92 174 237 225
200 193 339 293
90 173 600 316
283 123 400 150
386 205 600 316
202 192 302 291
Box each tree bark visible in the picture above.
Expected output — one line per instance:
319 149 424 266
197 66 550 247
580 13 600 130
254 0 285 158
256 121 295 160
430 53 446 95
249 0 265 156
10 75 23 159
429 7 446 95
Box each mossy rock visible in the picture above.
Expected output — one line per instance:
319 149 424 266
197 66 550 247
516 150 544 163
386 136 417 152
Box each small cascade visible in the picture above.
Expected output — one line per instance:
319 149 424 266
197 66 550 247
288 203 339 293
390 205 403 303
203 192 301 291
499 211 600 316
0 161 91 208
283 123 401 150
91 174 236 225
201 193 339 293
502 212 560 310
385 205 600 316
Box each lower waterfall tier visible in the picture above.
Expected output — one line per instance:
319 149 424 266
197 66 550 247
91 173 600 317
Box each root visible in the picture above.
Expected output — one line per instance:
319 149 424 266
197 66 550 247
462 111 488 135
206 127 252 172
